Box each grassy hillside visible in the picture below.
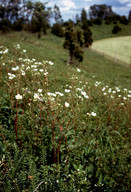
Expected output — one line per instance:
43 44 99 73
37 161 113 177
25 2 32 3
0 31 131 89
91 21 131 40
0 31 131 191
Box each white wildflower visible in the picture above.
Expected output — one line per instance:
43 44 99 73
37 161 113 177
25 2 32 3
12 66 19 71
108 88 112 93
65 89 70 93
15 94 22 100
44 72 48 76
102 87 105 91
81 91 86 96
34 93 39 99
65 102 70 107
91 112 97 117
48 61 54 65
38 89 42 93
76 88 82 91
84 95 89 99
77 68 81 72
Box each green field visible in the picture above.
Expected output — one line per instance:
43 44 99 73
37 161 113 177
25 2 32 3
0 31 131 89
91 21 131 40
91 36 131 65
0 31 131 191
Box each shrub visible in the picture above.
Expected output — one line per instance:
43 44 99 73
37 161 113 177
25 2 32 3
93 18 102 25
51 23 64 37
12 18 24 31
0 18 11 32
120 16 129 25
112 25 121 34
105 19 111 25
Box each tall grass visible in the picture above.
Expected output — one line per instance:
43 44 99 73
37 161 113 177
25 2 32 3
0 42 131 191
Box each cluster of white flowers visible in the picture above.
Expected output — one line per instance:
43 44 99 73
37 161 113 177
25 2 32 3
87 112 97 117
21 69 26 76
38 89 42 93
81 91 89 99
14 44 20 49
34 93 43 101
76 87 89 100
8 73 15 80
0 47 8 54
94 81 101 87
47 92 56 97
55 92 64 96
65 89 70 93
46 61 54 65
17 44 20 49
12 66 19 71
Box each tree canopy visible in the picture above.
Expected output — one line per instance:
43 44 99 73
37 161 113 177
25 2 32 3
89 4 115 20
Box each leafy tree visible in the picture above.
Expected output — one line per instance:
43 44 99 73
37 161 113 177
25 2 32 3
0 5 5 19
82 22 93 47
0 18 11 32
120 16 128 25
63 24 83 64
53 4 62 24
89 4 114 20
81 8 88 24
23 0 34 30
31 1 51 35
51 23 64 37
75 14 81 25
76 29 84 47
128 10 131 20
0 0 23 31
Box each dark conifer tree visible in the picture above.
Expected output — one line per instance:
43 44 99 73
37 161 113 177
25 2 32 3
63 24 83 64
81 8 88 24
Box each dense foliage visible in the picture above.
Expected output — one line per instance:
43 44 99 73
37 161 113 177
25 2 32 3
112 25 121 34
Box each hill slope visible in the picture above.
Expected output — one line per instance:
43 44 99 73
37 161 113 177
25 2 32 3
0 31 131 89
0 31 131 191
91 21 131 40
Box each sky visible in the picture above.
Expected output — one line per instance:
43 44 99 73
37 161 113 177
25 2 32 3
33 0 131 21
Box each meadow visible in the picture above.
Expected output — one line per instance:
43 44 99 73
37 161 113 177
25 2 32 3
90 21 131 40
0 31 131 191
91 36 131 65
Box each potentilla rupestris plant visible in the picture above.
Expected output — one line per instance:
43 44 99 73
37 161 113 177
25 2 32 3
0 44 131 191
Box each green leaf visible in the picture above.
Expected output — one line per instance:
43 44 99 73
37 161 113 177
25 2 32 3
98 173 102 185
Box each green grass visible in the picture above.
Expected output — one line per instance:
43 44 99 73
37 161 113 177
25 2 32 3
91 36 131 65
90 21 131 40
0 31 131 89
0 31 131 191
